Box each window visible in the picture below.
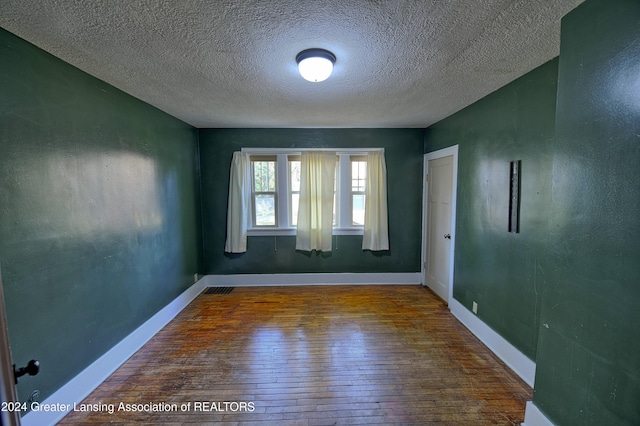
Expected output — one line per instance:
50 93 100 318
288 154 338 228
226 148 388 253
250 156 277 227
288 156 300 226
243 148 381 236
351 156 367 226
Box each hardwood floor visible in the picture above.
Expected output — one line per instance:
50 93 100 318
59 285 532 425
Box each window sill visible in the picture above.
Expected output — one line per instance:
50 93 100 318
247 227 296 237
247 227 364 237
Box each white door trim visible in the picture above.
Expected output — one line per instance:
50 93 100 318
422 145 459 305
0 267 21 426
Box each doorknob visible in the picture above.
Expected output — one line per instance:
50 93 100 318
14 359 39 384
444 234 451 239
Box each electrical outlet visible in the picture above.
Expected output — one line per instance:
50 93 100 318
472 301 478 314
28 390 40 404
194 273 199 283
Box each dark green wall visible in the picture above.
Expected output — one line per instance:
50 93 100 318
199 128 424 274
0 29 202 404
534 0 640 424
424 59 559 360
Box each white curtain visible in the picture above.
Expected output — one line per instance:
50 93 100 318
296 151 336 252
224 151 251 253
362 150 389 251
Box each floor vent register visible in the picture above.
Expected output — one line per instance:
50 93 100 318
203 286 235 295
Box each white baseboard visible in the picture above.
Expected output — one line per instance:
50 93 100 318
21 279 208 426
203 272 421 287
522 401 555 426
449 299 536 387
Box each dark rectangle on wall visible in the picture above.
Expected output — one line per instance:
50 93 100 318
509 160 521 233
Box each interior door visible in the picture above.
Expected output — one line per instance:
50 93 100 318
425 155 454 303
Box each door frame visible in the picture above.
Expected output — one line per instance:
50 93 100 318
0 266 21 425
421 145 459 305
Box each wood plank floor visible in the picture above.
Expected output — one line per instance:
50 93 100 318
58 285 532 425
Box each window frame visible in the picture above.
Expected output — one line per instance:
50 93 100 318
250 155 278 228
288 155 301 228
349 156 367 226
243 148 382 237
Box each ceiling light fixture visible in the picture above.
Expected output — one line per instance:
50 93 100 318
296 48 336 83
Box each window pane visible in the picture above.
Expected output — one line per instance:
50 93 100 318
255 194 276 226
333 164 338 225
352 194 365 226
290 161 300 192
253 161 276 192
291 193 299 226
351 160 366 226
289 160 300 227
352 161 366 192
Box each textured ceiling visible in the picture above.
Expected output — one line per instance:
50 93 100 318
0 0 584 128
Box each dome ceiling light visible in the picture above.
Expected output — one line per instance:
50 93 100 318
296 48 336 83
